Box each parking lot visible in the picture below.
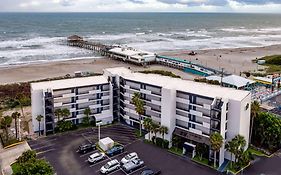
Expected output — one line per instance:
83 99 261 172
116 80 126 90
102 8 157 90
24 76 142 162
28 124 219 175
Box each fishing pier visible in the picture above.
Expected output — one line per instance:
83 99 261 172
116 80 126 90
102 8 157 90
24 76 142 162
67 35 220 77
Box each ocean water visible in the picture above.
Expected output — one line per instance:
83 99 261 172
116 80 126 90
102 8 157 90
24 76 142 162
0 12 281 66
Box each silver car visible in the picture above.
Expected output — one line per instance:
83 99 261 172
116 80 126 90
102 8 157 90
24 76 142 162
122 158 144 173
121 152 138 165
88 152 105 164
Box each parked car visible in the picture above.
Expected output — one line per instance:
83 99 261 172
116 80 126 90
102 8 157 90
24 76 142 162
121 152 138 164
88 152 105 164
76 143 96 154
122 158 144 173
106 145 124 157
100 159 120 174
141 168 161 175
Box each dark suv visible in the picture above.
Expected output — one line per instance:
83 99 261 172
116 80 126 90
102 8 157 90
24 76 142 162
76 143 96 154
106 145 124 157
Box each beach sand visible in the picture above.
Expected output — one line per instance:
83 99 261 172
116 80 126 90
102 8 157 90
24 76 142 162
0 44 280 84
162 44 281 75
0 58 196 84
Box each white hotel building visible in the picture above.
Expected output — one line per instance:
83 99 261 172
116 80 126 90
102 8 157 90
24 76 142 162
31 67 251 167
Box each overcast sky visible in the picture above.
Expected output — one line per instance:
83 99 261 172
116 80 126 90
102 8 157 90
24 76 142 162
1 0 281 13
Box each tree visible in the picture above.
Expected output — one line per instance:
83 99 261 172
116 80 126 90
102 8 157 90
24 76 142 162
172 135 181 148
252 112 281 151
14 150 53 175
61 108 70 120
15 94 29 120
225 139 237 168
132 92 145 137
250 101 260 143
14 159 54 175
210 132 223 168
11 112 20 139
82 107 91 126
159 125 168 140
196 143 208 161
16 150 36 164
54 108 62 121
232 135 246 163
143 117 153 140
151 122 160 139
0 115 13 142
36 115 43 136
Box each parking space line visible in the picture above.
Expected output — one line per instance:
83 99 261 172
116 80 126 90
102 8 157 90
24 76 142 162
33 145 54 151
79 150 99 158
107 151 128 161
82 133 93 144
36 148 56 155
89 158 109 167
95 168 121 175
123 166 147 175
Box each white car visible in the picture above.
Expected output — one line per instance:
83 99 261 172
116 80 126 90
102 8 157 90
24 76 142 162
88 152 105 164
121 152 138 164
100 159 120 174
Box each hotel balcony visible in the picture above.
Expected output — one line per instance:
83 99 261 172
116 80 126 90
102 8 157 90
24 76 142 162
54 102 63 107
62 93 76 98
89 89 102 94
76 98 89 104
89 103 102 109
176 97 190 104
176 114 189 123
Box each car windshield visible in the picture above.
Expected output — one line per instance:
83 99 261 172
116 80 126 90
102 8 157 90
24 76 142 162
125 155 131 160
104 163 110 169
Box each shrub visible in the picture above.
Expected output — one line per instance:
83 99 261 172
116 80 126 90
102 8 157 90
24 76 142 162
139 70 181 78
152 136 156 144
155 137 163 147
162 139 169 149
16 150 36 164
55 120 75 133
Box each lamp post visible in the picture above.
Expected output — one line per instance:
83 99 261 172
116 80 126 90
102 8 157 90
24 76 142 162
96 121 102 141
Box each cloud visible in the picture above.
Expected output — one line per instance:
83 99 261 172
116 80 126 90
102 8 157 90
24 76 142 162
0 0 281 12
234 0 281 5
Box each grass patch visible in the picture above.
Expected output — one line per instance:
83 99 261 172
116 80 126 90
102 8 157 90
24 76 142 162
139 70 181 78
248 147 266 157
256 55 281 73
259 55 281 65
226 162 251 175
11 162 21 174
192 155 217 169
168 147 183 156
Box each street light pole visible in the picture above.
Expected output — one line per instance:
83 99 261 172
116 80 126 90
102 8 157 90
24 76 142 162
96 121 102 141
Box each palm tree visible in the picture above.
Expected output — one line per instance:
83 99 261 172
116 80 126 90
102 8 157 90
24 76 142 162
159 125 168 140
210 132 223 168
83 107 91 125
16 94 25 118
225 139 237 168
36 115 43 136
0 115 13 142
233 135 246 163
151 122 160 139
143 117 153 140
132 92 145 137
250 101 260 143
54 108 62 121
11 112 20 139
61 108 70 120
